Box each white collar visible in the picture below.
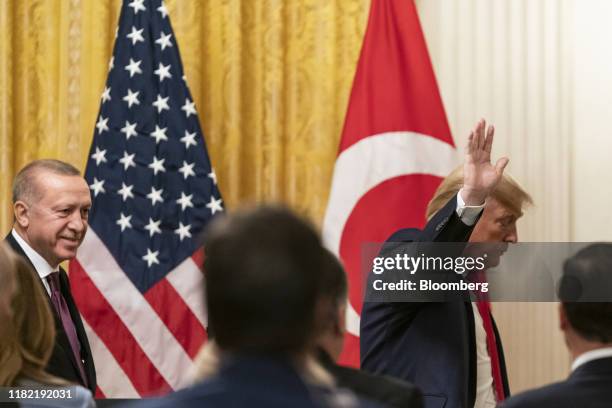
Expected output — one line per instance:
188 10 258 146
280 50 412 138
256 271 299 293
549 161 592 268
571 347 612 371
11 228 58 281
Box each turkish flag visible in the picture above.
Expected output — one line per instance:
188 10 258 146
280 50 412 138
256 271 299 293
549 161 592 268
322 0 457 367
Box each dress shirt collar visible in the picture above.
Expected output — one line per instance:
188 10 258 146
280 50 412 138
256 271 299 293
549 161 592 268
11 228 58 280
571 346 612 372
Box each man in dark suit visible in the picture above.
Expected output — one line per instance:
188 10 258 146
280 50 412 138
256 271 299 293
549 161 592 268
500 244 612 408
5 159 96 392
316 248 423 408
137 207 378 408
360 120 533 408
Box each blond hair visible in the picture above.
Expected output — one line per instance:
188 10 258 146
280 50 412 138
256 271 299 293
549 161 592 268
0 247 67 386
426 165 533 220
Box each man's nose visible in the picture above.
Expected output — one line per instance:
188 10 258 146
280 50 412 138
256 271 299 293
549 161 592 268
504 225 518 243
68 211 86 232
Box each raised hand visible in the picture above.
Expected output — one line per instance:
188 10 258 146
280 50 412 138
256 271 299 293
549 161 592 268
462 119 509 206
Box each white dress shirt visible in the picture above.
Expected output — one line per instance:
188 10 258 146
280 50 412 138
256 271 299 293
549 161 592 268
571 347 612 372
11 228 57 297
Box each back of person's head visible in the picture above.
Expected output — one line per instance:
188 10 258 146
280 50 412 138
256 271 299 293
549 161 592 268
559 243 612 343
426 165 532 220
203 206 327 356
0 251 63 386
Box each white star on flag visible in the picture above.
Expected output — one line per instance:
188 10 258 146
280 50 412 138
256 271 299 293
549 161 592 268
176 192 194 211
180 131 197 149
155 32 173 51
126 26 145 45
101 87 111 103
206 196 223 214
119 151 136 170
181 98 196 117
123 89 140 108
108 56 114 71
96 116 109 134
142 248 160 267
148 156 166 175
120 121 138 139
128 0 146 14
174 222 192 241
117 183 135 201
152 95 170 113
154 62 172 82
91 147 107 166
157 2 168 18
124 58 143 77
178 161 195 179
89 178 106 197
116 213 133 232
146 187 164 206
144 218 162 237
150 126 169 144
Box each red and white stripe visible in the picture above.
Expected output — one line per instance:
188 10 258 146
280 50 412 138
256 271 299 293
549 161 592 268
70 230 208 397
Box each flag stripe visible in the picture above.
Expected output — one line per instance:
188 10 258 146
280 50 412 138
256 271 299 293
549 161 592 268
76 229 194 390
81 318 140 398
144 277 207 358
165 256 208 327
70 260 170 395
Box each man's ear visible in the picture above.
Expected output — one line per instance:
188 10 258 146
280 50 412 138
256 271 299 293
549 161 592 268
13 201 30 229
559 303 569 332
335 302 347 336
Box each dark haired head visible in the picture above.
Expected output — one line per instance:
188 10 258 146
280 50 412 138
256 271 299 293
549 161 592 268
559 244 612 343
202 206 327 356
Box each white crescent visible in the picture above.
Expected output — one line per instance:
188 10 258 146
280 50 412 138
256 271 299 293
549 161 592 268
322 131 458 336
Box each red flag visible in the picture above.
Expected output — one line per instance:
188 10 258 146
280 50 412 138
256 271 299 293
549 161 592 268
323 0 457 367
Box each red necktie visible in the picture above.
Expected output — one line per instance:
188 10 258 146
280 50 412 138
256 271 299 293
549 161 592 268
475 300 505 402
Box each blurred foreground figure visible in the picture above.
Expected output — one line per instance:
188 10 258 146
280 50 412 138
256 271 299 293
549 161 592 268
136 206 380 408
501 244 612 408
0 243 94 407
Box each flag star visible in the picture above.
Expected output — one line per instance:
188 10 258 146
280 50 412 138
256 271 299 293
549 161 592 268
142 248 160 268
176 192 194 211
101 86 111 103
95 116 109 134
150 125 168 144
180 130 197 149
128 0 146 14
146 186 164 206
124 58 143 77
155 31 173 51
120 120 138 139
208 169 217 185
152 94 170 113
117 182 135 201
148 156 166 175
181 98 196 117
119 151 136 170
154 62 172 82
108 56 114 71
116 213 133 232
206 196 223 215
157 2 168 18
122 89 140 108
126 26 145 45
178 161 195 179
91 147 107 166
174 222 192 241
144 218 162 237
89 178 106 197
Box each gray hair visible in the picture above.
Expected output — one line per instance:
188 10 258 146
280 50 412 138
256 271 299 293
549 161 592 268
12 159 81 204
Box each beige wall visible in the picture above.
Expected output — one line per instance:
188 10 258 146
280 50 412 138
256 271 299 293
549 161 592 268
413 0 612 394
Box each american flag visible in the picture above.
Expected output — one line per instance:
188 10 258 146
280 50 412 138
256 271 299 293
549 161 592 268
69 0 222 397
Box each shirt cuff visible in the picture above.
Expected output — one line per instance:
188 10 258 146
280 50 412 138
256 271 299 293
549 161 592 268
456 188 485 226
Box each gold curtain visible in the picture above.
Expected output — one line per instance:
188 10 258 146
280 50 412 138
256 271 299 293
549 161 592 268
0 0 368 233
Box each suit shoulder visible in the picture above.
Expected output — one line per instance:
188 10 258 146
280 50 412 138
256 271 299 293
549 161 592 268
501 381 576 408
